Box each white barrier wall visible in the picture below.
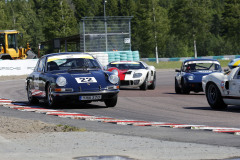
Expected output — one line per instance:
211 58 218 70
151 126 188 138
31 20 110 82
0 59 38 76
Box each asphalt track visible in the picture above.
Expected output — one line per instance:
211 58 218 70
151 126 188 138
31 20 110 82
1 70 240 149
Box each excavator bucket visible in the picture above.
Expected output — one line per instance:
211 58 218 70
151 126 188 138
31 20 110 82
26 50 38 59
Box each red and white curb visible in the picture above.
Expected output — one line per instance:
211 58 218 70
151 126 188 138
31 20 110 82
1 98 240 136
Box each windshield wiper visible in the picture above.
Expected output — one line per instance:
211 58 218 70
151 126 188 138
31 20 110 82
68 66 89 72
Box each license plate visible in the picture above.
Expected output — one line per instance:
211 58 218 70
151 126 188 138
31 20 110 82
79 95 102 100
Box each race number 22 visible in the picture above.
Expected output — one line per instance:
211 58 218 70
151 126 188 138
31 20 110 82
75 77 97 83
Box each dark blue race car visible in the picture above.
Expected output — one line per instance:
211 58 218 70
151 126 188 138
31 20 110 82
26 52 119 107
175 59 222 94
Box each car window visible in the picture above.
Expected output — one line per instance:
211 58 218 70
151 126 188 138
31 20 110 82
37 58 45 72
46 54 101 71
181 62 185 71
183 62 221 72
233 68 240 79
109 62 145 69
34 60 40 72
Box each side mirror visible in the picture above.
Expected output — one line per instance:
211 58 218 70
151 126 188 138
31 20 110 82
175 69 180 72
103 66 108 70
224 69 229 72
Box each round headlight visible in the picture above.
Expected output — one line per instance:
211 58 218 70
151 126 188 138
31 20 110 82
133 73 142 78
108 75 119 84
56 77 67 86
188 75 194 80
111 69 118 76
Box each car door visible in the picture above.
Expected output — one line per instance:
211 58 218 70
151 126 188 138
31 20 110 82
32 57 46 97
226 67 240 105
176 62 185 85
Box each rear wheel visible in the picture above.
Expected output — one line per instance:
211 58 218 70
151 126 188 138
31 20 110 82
206 83 227 110
104 96 118 107
27 83 39 104
46 84 57 107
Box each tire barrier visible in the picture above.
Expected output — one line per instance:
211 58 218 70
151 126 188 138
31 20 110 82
91 52 109 66
90 51 140 65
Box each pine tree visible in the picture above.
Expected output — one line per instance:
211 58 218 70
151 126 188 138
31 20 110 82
222 0 240 53
169 0 212 57
42 0 78 41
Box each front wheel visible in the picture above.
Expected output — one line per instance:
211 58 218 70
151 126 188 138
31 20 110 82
46 84 57 107
206 83 227 110
181 78 190 94
140 76 148 90
148 73 156 90
27 83 39 104
175 78 181 94
104 96 118 107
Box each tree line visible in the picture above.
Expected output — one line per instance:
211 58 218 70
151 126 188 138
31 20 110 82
1 0 240 58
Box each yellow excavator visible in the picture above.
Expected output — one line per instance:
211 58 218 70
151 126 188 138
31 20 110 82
0 30 37 59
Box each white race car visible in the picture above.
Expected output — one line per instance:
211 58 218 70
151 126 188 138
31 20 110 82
202 66 240 110
107 61 156 90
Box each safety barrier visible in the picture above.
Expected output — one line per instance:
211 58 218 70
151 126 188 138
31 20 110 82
0 59 38 76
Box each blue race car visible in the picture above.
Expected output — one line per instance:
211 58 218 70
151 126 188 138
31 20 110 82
26 52 119 107
228 58 240 69
175 59 222 94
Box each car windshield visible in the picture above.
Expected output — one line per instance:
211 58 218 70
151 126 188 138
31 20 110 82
183 61 221 72
46 54 101 71
108 62 145 70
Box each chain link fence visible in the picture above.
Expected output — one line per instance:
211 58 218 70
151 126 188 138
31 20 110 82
80 16 133 52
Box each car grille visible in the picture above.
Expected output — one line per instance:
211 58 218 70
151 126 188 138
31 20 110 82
120 80 140 86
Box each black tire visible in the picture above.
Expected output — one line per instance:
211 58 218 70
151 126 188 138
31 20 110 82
46 84 57 107
27 83 39 104
104 95 118 107
206 83 227 110
148 72 156 90
175 78 181 94
181 78 190 94
140 76 148 90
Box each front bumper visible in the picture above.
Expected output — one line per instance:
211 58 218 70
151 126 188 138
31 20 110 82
52 90 119 96
52 90 119 101
186 82 203 92
120 80 142 87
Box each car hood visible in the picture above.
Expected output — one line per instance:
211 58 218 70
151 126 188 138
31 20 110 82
185 70 220 82
118 69 146 80
189 70 215 75
55 70 110 92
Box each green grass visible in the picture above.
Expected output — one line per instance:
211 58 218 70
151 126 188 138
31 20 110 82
146 60 231 69
56 124 86 132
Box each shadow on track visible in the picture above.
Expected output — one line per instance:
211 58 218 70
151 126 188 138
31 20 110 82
12 100 107 110
184 105 240 113
165 92 205 96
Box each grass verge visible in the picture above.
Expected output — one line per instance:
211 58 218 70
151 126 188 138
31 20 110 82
56 124 86 132
146 60 231 69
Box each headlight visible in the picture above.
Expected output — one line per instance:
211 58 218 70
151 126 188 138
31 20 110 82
187 75 194 80
133 73 142 78
108 75 119 84
111 69 118 76
56 76 67 86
